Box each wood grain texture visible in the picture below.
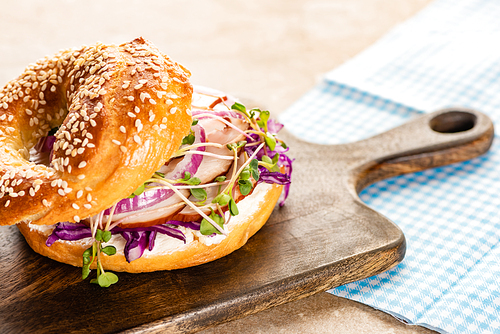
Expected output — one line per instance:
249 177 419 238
0 108 493 334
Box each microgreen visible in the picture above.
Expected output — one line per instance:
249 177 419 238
215 175 227 182
192 118 199 126
231 102 248 116
190 187 207 201
177 172 201 186
82 229 118 287
259 154 280 172
256 110 270 132
239 167 251 180
181 130 195 145
226 140 247 151
200 209 225 235
249 159 260 181
213 192 231 206
128 183 146 198
228 198 239 216
264 132 277 151
101 246 116 256
96 272 119 288
238 179 253 196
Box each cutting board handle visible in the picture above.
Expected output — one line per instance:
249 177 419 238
351 107 495 192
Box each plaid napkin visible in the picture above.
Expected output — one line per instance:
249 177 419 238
280 0 500 333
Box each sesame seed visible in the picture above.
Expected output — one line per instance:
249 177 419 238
42 199 49 207
119 126 126 133
133 135 141 144
78 161 87 168
120 145 127 152
78 174 86 180
127 96 134 101
74 216 80 222
139 92 149 102
4 200 10 207
77 190 83 198
149 98 156 105
72 203 80 210
112 139 121 145
134 106 140 113
127 112 136 118
139 79 147 84
170 107 177 114
58 189 66 196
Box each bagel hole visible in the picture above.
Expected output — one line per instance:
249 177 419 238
429 111 477 133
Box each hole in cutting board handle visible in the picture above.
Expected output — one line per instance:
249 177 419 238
429 111 477 133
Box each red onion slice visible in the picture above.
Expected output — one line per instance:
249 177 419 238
104 124 206 215
34 135 56 153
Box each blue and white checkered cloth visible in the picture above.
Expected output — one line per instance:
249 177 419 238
280 0 500 333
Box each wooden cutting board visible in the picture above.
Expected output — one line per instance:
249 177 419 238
0 107 493 333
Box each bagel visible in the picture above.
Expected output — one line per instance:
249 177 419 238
0 37 193 226
1 41 292 282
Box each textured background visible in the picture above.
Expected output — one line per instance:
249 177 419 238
0 0 435 332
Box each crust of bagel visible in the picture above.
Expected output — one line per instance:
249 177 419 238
0 37 192 226
17 183 283 273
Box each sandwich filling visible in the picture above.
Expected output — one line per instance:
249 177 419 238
28 86 293 286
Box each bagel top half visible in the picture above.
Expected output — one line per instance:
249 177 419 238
0 37 193 226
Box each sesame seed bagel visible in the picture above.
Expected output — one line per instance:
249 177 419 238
17 182 283 272
0 37 193 226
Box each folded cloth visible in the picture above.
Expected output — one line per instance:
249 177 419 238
280 0 500 333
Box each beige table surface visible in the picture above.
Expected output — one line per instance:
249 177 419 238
0 1 437 333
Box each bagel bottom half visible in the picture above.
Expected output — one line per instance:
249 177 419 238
17 183 282 273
